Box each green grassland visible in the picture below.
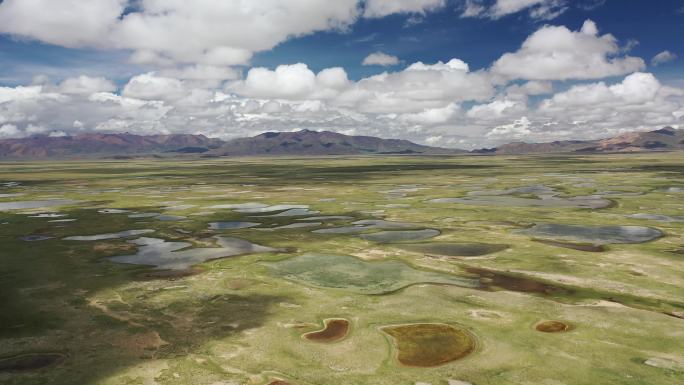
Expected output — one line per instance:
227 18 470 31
0 153 683 385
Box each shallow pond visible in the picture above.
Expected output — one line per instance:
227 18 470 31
359 229 440 243
209 221 260 230
396 242 509 257
0 199 80 211
110 236 277 270
518 224 663 244
65 229 154 241
264 253 478 294
429 195 610 209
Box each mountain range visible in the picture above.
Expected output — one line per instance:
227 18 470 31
0 127 681 159
475 126 684 154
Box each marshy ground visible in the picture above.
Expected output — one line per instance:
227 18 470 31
0 153 683 384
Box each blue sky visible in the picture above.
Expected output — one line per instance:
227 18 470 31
0 0 683 148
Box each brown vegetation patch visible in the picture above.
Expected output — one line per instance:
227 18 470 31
303 319 350 343
466 267 573 295
535 320 572 333
381 323 475 367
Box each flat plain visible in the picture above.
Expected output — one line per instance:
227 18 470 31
0 153 683 385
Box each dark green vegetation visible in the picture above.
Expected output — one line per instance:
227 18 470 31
0 153 683 385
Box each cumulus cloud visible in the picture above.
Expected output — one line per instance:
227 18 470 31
57 76 117 95
122 73 186 101
363 0 446 18
491 20 645 80
0 16 681 149
0 0 360 67
231 64 350 100
362 52 401 66
651 50 677 66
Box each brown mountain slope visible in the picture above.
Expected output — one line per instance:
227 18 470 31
474 127 684 154
0 133 224 159
208 129 462 156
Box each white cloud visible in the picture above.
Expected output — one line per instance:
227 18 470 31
407 58 470 72
57 76 117 95
399 103 460 125
462 0 568 20
487 116 532 139
0 0 126 48
363 0 446 18
651 50 677 66
0 15 681 149
0 0 361 67
122 73 185 101
0 124 21 138
362 52 400 66
491 20 645 80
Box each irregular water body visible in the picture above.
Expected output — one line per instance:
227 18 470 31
381 323 475 367
519 224 663 244
65 229 154 241
397 242 509 257
312 219 415 234
303 319 350 343
627 213 684 222
209 221 260 230
429 195 610 209
110 236 276 270
0 199 80 211
20 235 54 242
264 253 478 294
359 229 440 243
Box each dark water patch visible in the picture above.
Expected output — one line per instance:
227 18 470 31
20 235 54 242
519 224 663 244
0 353 65 372
155 215 186 222
465 267 573 296
398 242 509 257
381 323 475 367
464 267 684 318
296 215 353 221
303 319 350 343
359 229 440 243
534 239 605 252
137 267 205 280
429 195 610 209
209 221 260 230
535 320 572 333
65 229 154 241
128 212 161 218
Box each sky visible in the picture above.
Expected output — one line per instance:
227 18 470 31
0 0 683 149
